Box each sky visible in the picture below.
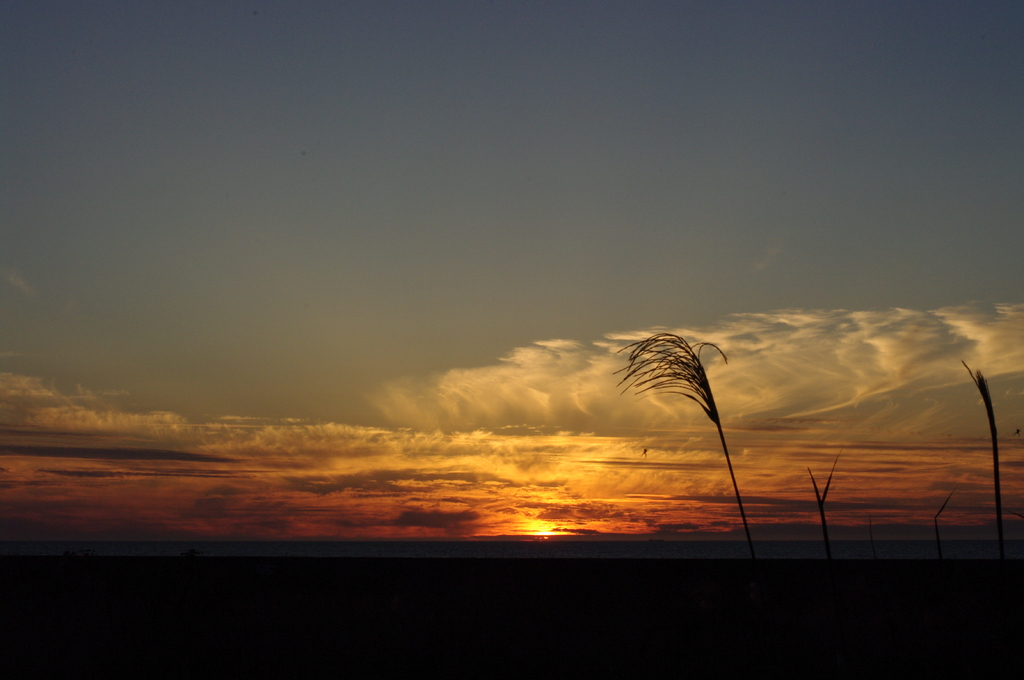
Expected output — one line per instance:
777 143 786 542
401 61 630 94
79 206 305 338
2 1 1023 542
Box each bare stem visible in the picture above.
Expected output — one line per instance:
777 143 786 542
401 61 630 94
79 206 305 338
987 394 1003 560
717 421 755 559
809 456 839 561
934 487 956 560
817 499 832 560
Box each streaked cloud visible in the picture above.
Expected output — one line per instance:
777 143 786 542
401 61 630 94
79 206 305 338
374 303 1024 437
1 267 35 298
392 509 481 532
0 444 237 463
1 304 1022 540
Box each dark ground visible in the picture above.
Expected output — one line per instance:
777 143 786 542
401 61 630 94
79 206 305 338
1 557 1021 678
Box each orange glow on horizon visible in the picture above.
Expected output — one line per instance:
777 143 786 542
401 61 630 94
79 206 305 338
3 305 1024 545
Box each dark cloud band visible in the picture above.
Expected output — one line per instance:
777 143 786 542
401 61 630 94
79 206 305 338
0 445 237 463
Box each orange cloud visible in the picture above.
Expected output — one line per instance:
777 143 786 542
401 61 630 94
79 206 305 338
2 303 1023 541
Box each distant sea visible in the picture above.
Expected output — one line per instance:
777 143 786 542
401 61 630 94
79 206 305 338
2 540 1023 559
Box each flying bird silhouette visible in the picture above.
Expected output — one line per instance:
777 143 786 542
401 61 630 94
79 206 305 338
641 448 647 458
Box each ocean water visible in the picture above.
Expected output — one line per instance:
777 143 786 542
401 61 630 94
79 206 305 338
2 539 1023 559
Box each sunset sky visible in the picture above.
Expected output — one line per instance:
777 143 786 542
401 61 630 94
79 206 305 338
2 1 1023 542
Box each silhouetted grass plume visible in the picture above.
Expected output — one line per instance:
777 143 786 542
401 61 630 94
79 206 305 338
963 361 1004 559
617 333 755 559
808 455 839 560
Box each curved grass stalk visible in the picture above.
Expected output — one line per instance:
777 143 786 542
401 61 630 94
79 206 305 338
617 333 755 559
963 361 1003 560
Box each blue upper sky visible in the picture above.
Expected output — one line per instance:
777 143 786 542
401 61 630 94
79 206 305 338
3 0 1023 424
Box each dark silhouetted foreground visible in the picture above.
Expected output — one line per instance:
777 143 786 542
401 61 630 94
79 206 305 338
1 557 1022 678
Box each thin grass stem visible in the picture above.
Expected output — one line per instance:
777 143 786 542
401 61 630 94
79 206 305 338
963 361 1003 560
934 487 956 560
808 455 839 560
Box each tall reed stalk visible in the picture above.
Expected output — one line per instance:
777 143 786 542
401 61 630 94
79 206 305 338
808 455 848 668
808 455 839 560
617 333 755 559
963 362 1003 559
933 488 956 560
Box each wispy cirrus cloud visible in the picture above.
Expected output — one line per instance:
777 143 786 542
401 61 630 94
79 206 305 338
1 303 1022 540
373 303 1024 437
0 373 190 438
1 267 35 298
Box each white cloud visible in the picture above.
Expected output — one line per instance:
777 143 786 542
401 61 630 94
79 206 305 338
374 304 1024 436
